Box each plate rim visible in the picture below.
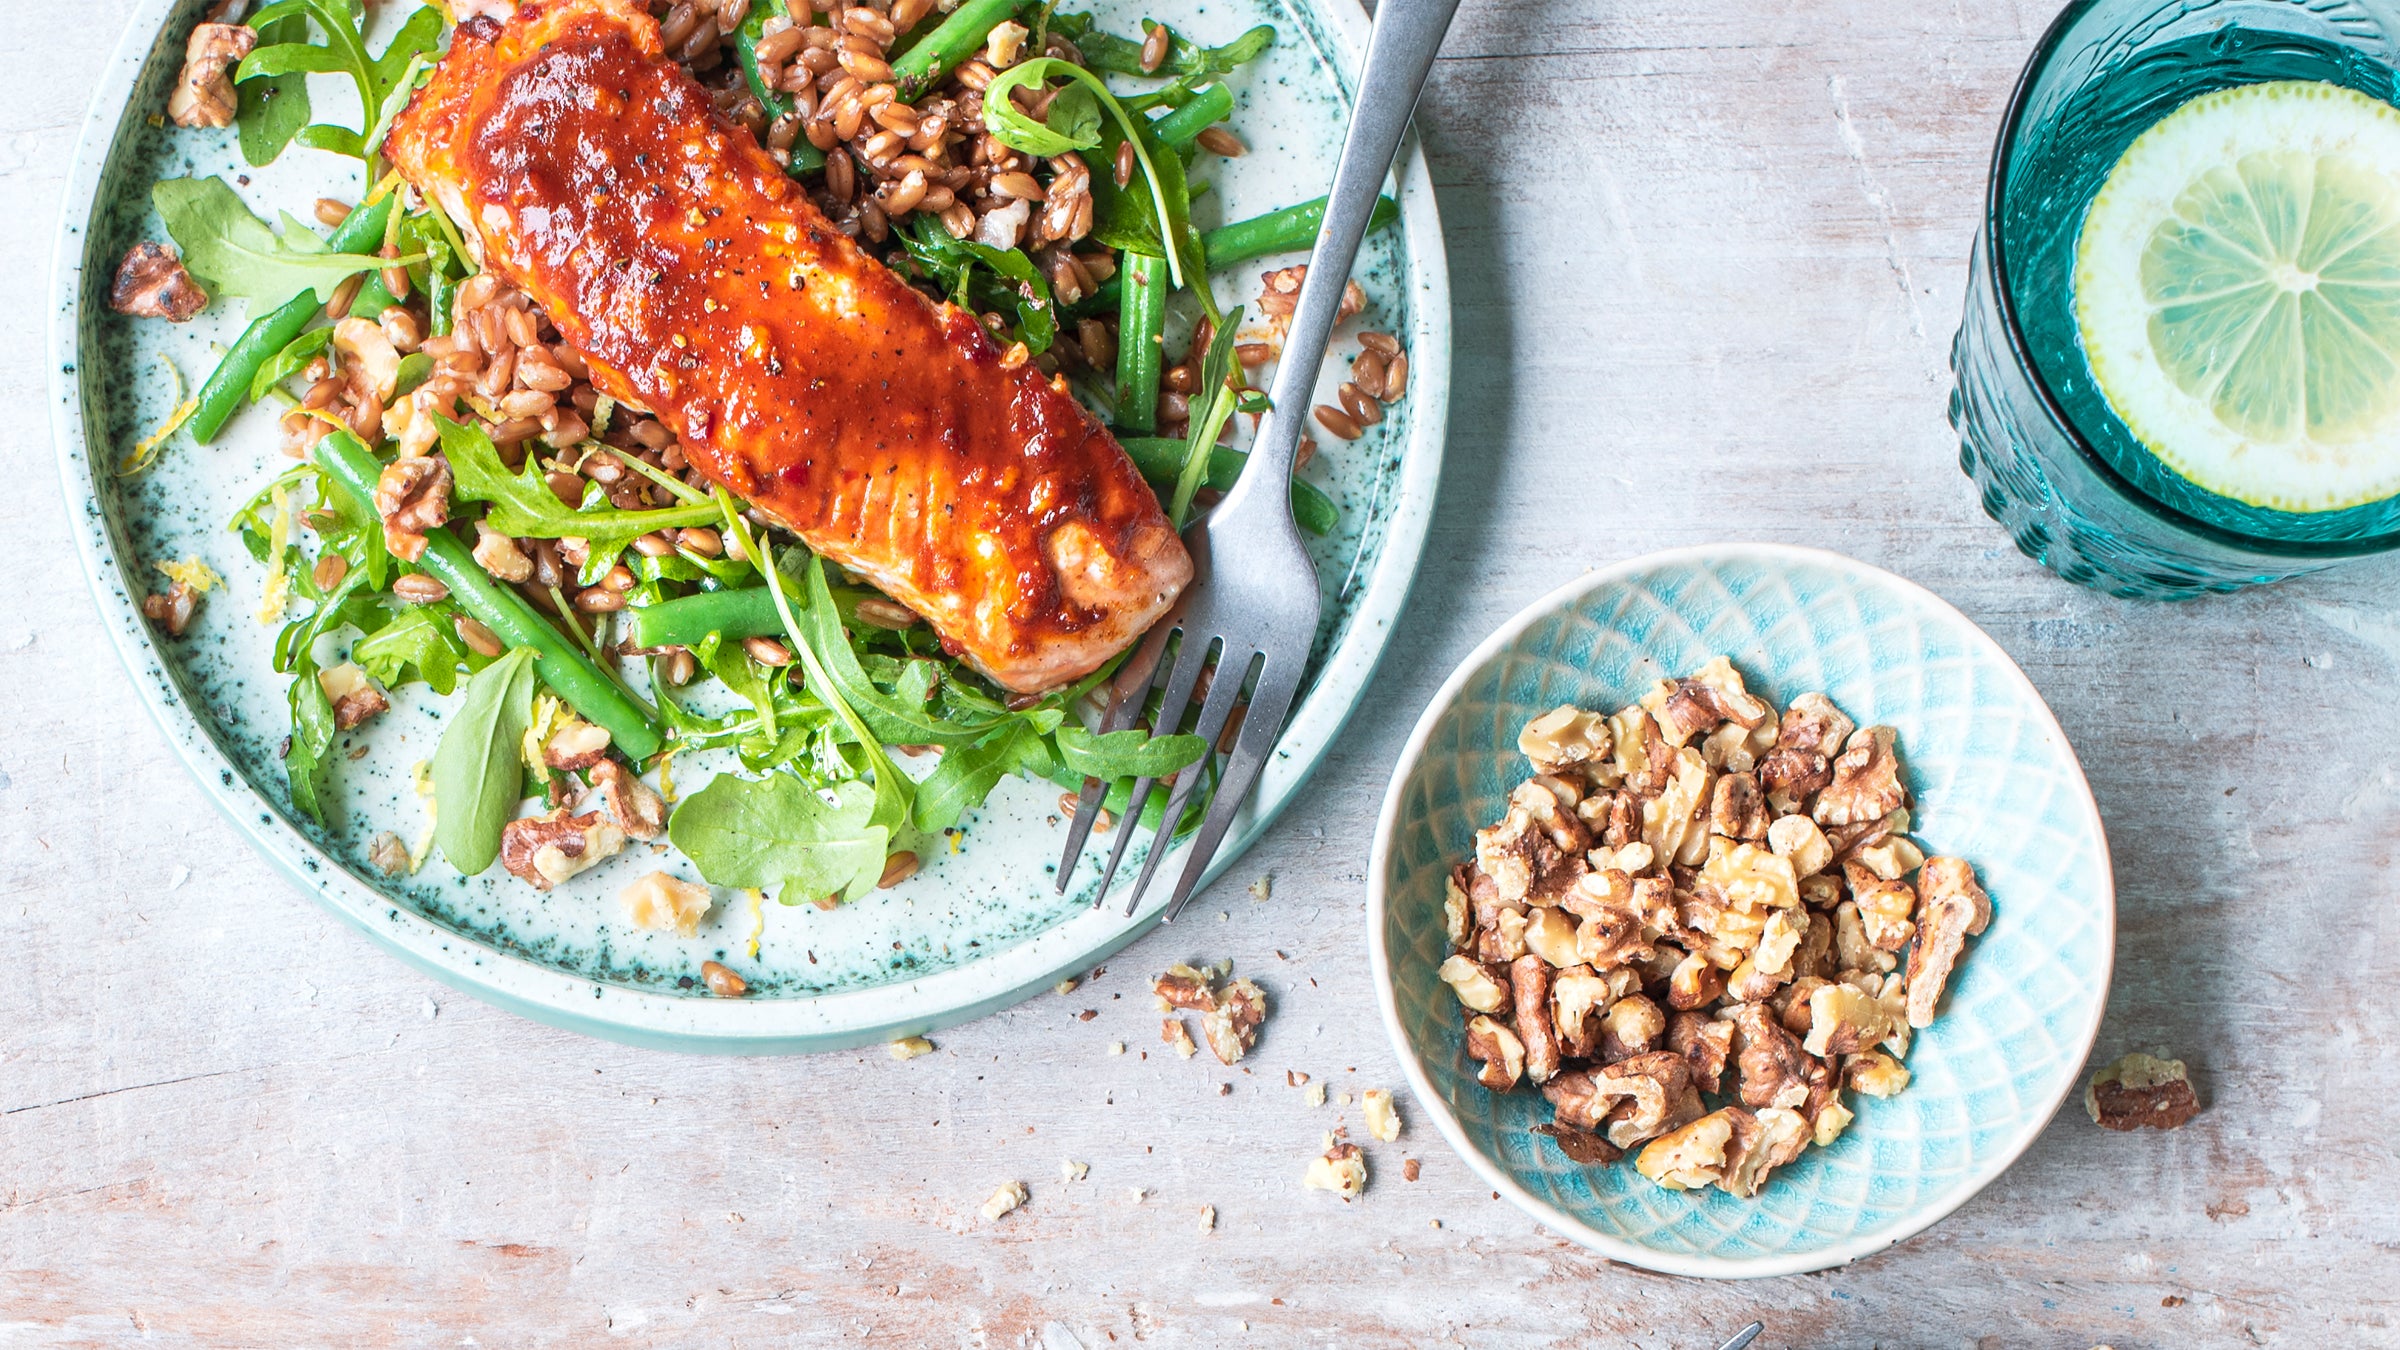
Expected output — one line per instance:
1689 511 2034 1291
49 0 1450 1054
1363 542 2116 1278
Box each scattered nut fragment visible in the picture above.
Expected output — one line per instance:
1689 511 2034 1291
1302 1140 1367 1201
142 581 204 637
1061 1159 1089 1182
1197 1204 1216 1234
1444 661 1990 1198
1202 979 1268 1065
167 19 255 127
317 662 388 731
1248 875 1272 902
890 1035 936 1061
2085 1052 2199 1132
980 1181 1028 1221
367 831 411 877
621 871 712 937
111 241 208 321
1054 977 1080 996
373 455 452 563
1306 1081 1327 1108
498 809 624 890
1363 1088 1402 1142
1161 1017 1198 1058
1153 963 1218 1012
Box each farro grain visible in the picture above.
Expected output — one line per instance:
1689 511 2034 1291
1195 126 1246 157
1339 380 1383 426
325 272 364 320
878 851 920 888
1235 342 1272 368
744 636 794 667
1357 329 1400 357
632 532 676 558
1350 348 1386 397
1313 404 1363 440
574 586 628 613
1139 22 1170 73
1382 352 1409 400
394 573 449 605
676 526 724 556
313 197 351 227
312 553 349 591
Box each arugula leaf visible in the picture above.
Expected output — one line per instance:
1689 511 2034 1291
981 58 1104 155
667 774 890 905
431 646 538 875
1170 302 1244 525
912 721 1043 832
235 12 314 166
697 631 778 746
285 657 338 822
793 553 994 749
154 177 398 312
1055 725 1209 780
899 217 1058 354
239 0 445 171
250 325 335 402
438 417 721 552
353 604 475 695
1079 90 1208 314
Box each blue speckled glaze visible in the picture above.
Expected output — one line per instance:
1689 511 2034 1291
53 0 1449 1051
1369 545 2114 1277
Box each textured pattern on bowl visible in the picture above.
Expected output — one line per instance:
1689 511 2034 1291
1369 545 2113 1276
52 0 1449 1051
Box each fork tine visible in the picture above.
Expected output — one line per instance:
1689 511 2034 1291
1055 615 1179 891
1119 646 1257 917
1161 647 1305 922
1088 628 1221 908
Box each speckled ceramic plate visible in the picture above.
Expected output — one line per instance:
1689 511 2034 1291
1369 545 2112 1277
51 0 1447 1052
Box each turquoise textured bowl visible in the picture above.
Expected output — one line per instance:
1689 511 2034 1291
1368 544 2113 1277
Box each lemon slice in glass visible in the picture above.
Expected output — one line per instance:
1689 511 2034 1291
2075 79 2400 513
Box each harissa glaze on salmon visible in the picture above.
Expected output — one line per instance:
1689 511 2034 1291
386 0 1191 692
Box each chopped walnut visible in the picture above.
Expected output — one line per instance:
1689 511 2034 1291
316 662 387 731
1766 813 1833 879
142 581 203 637
1802 982 1904 1058
1730 1004 1814 1111
110 241 208 321
1846 861 1919 951
1363 1088 1402 1142
1437 954 1512 1014
1509 956 1562 1084
367 831 411 876
1517 705 1613 776
1598 994 1666 1063
542 718 612 771
1202 979 1267 1064
1633 1108 1740 1190
1905 858 1989 1028
980 1180 1028 1221
1302 1141 1367 1200
590 759 666 840
1845 1051 1912 1097
2084 1052 2200 1131
1464 1015 1525 1090
621 871 712 936
1667 1012 1736 1094
1161 1017 1197 1058
1814 726 1907 827
166 20 255 127
1708 771 1769 842
374 455 452 563
1154 962 1219 1012
498 809 625 890
1446 664 1985 1198
473 523 535 583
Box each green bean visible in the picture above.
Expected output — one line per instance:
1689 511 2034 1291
1200 193 1400 269
1115 252 1168 434
190 193 398 443
733 0 828 175
1116 437 1339 535
312 430 664 760
891 0 1019 99
628 586 784 649
348 270 401 323
1150 84 1233 152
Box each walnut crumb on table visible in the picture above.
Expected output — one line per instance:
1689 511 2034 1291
2085 1052 2200 1131
1303 1140 1368 1201
889 1036 935 1061
1060 1160 1089 1183
980 1181 1027 1222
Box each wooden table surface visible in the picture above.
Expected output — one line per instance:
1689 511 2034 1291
5 1 2393 1345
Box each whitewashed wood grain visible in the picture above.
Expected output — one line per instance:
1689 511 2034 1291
5 1 2398 1345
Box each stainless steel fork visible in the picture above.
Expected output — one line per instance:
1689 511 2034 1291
1056 0 1463 920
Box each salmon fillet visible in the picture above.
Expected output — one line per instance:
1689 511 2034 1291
387 0 1190 692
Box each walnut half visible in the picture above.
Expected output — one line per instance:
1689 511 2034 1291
110 241 208 321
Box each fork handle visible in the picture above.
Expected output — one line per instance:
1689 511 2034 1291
1219 0 1460 524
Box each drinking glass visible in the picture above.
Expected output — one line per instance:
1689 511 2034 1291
1951 0 2400 598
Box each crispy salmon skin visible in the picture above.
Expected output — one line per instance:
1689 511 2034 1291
387 0 1190 692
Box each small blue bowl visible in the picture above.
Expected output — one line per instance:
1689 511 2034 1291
1368 544 2113 1277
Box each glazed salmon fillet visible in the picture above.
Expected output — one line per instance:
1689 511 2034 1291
387 0 1190 692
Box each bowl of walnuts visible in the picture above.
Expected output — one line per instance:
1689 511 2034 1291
1368 544 2113 1277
